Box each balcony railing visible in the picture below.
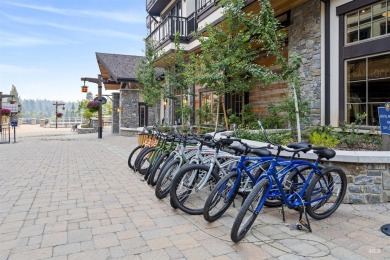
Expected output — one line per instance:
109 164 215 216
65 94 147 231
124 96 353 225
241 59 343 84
197 0 215 13
146 0 171 16
147 15 197 49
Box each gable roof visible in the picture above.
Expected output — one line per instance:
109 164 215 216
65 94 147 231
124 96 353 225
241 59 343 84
96 52 145 83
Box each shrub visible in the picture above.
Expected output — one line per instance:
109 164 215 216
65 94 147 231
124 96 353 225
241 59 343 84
309 132 339 148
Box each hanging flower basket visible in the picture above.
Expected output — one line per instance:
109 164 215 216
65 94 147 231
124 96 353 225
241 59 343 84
10 100 16 104
87 101 99 113
1 108 11 116
56 112 63 118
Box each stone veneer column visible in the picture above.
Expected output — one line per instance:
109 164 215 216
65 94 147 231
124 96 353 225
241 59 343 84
111 92 120 133
120 89 139 128
288 0 322 125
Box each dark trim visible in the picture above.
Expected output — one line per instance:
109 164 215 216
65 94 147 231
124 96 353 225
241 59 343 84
324 0 330 125
139 102 148 127
344 37 390 59
339 14 345 123
116 77 138 83
197 4 218 22
336 0 379 16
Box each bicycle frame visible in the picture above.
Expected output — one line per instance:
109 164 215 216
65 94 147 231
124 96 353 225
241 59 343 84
254 157 333 213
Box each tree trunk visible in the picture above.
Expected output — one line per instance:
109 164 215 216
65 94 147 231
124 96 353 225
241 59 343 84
222 98 229 130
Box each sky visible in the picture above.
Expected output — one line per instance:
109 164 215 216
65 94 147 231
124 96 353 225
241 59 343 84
0 0 146 102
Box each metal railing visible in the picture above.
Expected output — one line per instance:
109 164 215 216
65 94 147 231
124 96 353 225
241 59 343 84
197 0 215 13
148 15 196 49
0 124 10 144
146 0 157 11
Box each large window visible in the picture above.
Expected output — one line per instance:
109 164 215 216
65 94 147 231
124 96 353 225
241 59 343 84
346 0 390 44
346 53 390 125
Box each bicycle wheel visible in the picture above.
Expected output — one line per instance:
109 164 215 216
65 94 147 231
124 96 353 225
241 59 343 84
134 147 153 172
203 170 240 222
128 145 144 170
136 147 156 175
144 150 161 181
155 159 181 199
148 151 170 186
305 166 347 220
170 164 220 215
231 178 269 243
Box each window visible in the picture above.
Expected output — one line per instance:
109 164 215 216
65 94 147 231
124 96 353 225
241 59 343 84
199 92 224 125
346 53 390 125
346 1 390 44
199 92 247 126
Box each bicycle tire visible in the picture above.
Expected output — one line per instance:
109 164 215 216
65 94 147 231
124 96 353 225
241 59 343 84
203 170 240 222
305 166 347 220
128 145 144 170
155 159 181 199
231 178 269 243
170 164 220 215
134 147 153 172
136 147 156 175
144 150 161 181
148 151 170 186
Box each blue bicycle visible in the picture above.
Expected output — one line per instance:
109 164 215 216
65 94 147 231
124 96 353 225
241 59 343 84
230 121 347 242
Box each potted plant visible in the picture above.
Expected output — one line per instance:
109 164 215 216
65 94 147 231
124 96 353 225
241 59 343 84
1 108 11 117
56 112 63 118
86 101 99 113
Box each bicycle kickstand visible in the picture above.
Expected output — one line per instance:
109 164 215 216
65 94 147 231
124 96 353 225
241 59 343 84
280 203 286 222
297 206 312 232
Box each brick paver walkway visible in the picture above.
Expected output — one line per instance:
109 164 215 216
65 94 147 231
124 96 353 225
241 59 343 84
0 125 389 259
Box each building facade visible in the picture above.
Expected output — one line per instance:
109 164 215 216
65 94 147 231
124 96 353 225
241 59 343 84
146 0 390 128
96 53 158 135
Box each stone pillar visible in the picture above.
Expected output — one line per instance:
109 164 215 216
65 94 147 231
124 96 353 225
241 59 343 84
120 89 139 128
31 118 36 125
112 92 120 134
288 0 322 126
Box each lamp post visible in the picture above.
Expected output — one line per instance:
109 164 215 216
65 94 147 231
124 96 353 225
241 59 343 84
53 101 65 129
81 75 103 139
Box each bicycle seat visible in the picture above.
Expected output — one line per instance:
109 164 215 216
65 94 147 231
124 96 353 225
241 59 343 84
230 145 271 157
186 139 199 145
314 149 336 160
287 142 311 152
250 148 272 157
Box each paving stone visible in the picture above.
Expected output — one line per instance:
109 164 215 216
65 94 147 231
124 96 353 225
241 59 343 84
169 234 200 251
92 224 124 235
68 249 110 260
53 243 81 256
68 229 92 243
140 249 170 260
8 247 52 260
146 237 174 250
109 246 125 258
93 233 119 249
41 232 67 247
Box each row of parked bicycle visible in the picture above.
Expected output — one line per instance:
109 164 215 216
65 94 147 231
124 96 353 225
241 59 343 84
127 121 347 242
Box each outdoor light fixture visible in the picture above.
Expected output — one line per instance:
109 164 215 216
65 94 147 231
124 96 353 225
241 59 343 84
164 99 167 107
81 80 88 93
183 96 188 105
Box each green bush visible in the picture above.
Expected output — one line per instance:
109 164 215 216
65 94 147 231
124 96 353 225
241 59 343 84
309 132 339 148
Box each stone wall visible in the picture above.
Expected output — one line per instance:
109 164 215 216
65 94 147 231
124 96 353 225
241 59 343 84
120 89 139 128
112 92 120 134
324 161 390 203
288 0 322 125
